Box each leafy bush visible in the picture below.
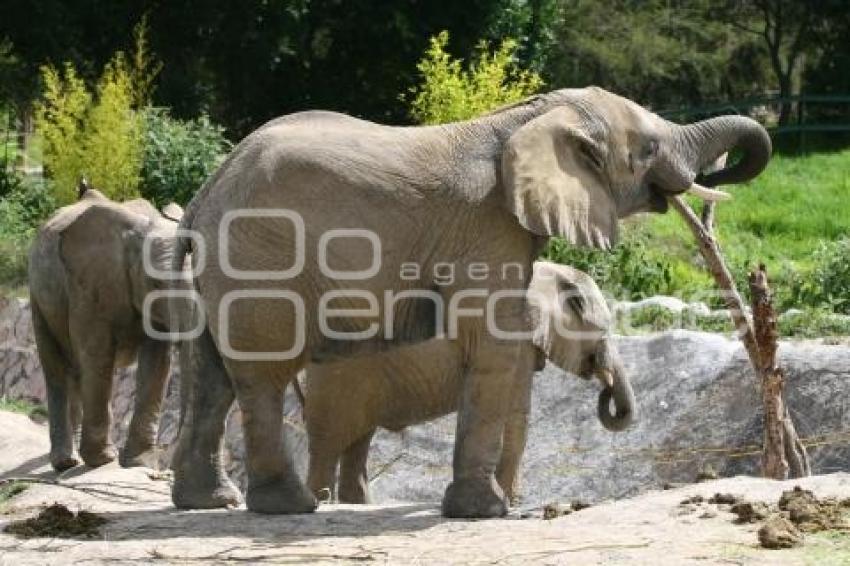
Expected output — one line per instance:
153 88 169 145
779 308 850 338
33 20 158 204
615 305 849 338
542 234 674 300
140 108 230 206
0 160 23 199
789 237 850 314
0 178 56 286
407 30 543 124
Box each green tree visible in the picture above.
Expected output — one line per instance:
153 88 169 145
34 23 158 204
546 0 769 110
81 54 144 202
140 108 230 206
33 62 90 203
407 31 543 124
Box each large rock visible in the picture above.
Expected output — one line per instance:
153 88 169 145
0 296 43 402
366 331 850 504
2 298 849 504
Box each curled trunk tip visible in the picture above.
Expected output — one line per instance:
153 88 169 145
598 387 633 431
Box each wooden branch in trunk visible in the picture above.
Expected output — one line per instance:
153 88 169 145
669 197 760 366
670 195 810 480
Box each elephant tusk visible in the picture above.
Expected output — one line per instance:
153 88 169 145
598 369 614 389
687 183 732 202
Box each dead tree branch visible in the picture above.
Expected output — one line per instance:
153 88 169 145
671 194 810 480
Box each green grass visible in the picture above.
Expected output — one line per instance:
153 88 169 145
0 481 29 509
640 149 850 304
0 396 48 421
616 305 850 338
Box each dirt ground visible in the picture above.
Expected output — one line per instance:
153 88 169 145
1 410 849 565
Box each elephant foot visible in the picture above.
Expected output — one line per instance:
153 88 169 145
172 475 242 509
505 489 521 508
338 482 370 504
246 477 318 514
119 445 160 469
50 453 79 473
79 444 117 468
442 478 507 518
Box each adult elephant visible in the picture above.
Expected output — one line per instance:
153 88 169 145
29 182 185 471
304 262 634 505
170 86 771 518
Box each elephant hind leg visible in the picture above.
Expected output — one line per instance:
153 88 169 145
171 328 241 509
75 324 117 468
338 431 375 504
306 450 339 503
232 369 316 514
120 337 171 469
32 301 78 472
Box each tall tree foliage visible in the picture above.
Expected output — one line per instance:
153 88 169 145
407 31 543 124
722 0 821 125
34 23 159 203
546 0 770 110
2 0 849 137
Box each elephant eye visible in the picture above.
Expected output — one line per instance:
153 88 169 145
579 140 604 171
558 281 585 316
643 139 659 160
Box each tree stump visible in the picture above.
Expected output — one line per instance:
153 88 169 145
749 266 811 479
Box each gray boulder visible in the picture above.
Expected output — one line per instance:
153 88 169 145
366 331 850 504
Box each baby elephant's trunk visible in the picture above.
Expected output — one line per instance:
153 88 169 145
596 347 636 432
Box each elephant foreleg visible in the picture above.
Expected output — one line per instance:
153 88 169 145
338 431 375 504
171 328 241 509
306 453 339 503
32 302 79 472
231 370 317 514
442 339 520 518
120 337 171 469
496 370 532 506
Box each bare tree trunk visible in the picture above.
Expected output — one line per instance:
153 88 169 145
749 267 811 479
749 266 788 479
670 195 810 480
14 103 32 172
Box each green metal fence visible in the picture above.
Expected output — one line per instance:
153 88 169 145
659 94 850 152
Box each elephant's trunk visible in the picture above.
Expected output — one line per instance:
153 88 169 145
596 350 635 432
653 115 772 192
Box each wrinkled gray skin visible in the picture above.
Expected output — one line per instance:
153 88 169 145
305 261 634 505
28 188 184 471
170 86 771 518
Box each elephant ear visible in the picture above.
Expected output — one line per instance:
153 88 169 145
502 106 617 249
528 261 612 373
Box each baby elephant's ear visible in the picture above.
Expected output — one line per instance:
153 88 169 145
502 106 617 249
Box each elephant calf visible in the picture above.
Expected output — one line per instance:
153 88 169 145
304 261 635 504
28 183 184 471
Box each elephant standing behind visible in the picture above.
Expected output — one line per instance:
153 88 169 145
28 184 184 471
304 262 634 504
